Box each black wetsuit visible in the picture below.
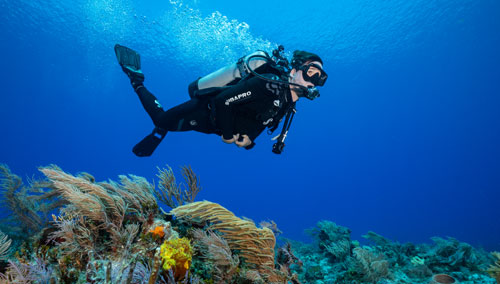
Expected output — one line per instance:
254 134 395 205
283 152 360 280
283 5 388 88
134 75 293 148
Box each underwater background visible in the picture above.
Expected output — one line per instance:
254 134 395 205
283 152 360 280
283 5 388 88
1 0 499 257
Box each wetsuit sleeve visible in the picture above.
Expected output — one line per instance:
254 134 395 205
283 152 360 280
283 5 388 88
213 77 270 140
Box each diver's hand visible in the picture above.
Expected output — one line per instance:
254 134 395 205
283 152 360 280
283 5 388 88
222 134 239 144
235 134 252 148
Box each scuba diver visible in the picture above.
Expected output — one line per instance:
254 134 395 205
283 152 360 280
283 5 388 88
114 44 328 157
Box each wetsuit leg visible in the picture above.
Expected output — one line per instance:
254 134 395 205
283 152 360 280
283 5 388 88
135 86 165 125
135 86 215 134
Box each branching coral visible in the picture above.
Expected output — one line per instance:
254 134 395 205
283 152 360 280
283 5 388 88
4 260 34 284
488 252 500 284
48 208 96 258
363 231 407 266
276 242 302 271
307 220 352 262
85 239 144 284
41 166 157 224
192 229 239 282
40 166 158 251
363 231 394 247
353 247 391 283
276 243 302 284
424 237 490 272
155 165 201 209
0 164 62 234
0 231 11 261
31 165 163 274
2 258 54 284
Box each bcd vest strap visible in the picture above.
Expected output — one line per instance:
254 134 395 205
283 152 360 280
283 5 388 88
237 57 249 78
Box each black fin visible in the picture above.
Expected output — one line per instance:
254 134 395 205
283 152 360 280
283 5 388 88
132 127 167 157
114 44 141 70
115 44 145 86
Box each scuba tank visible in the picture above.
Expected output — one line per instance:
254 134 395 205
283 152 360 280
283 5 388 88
199 51 269 89
188 51 270 98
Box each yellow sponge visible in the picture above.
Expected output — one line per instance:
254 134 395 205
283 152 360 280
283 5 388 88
160 237 193 279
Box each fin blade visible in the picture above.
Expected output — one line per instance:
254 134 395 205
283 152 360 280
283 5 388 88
114 44 141 70
132 128 167 157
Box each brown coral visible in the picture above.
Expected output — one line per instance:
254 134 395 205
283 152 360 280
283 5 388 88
0 231 11 260
488 251 500 284
353 247 391 283
171 201 286 283
0 164 61 233
155 165 201 209
40 166 157 226
192 229 239 282
39 166 159 262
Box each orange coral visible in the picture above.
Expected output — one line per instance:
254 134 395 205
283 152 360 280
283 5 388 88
149 226 165 239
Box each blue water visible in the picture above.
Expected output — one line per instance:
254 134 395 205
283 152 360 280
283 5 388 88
1 0 499 251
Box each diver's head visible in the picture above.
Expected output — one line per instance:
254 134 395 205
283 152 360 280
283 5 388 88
289 50 328 101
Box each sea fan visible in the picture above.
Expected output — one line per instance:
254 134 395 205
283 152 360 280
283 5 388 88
155 165 201 209
307 220 352 262
5 260 35 284
172 201 287 283
0 164 45 233
192 229 239 282
131 262 152 284
353 247 391 283
0 231 11 260
425 237 490 272
28 258 54 283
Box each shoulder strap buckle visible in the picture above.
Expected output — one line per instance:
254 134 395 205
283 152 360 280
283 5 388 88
237 57 250 78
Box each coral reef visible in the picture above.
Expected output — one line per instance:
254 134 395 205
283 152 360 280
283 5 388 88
422 237 492 272
288 220 497 284
0 164 299 283
1 164 201 283
306 220 352 263
0 164 498 284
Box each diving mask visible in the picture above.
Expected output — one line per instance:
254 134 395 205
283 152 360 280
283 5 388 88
299 63 328 86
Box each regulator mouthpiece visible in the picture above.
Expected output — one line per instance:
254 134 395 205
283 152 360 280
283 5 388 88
303 87 320 100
